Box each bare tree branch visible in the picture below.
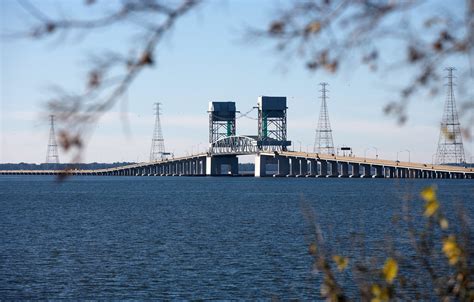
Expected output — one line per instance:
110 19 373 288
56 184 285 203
13 0 201 161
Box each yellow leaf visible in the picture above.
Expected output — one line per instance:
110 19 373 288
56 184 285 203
382 258 398 284
443 235 461 265
424 199 439 217
440 218 449 229
371 284 389 302
332 255 349 271
420 186 436 202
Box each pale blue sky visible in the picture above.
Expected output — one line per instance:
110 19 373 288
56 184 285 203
1 0 472 163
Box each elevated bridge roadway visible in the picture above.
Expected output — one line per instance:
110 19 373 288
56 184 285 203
1 151 473 179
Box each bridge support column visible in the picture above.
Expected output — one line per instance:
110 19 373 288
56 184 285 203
188 160 192 175
415 170 421 178
350 163 360 178
339 162 349 177
206 155 238 176
194 160 199 175
396 168 403 178
387 167 395 178
289 158 300 177
275 156 290 177
199 158 206 175
328 161 338 177
317 161 328 177
255 154 267 177
191 160 195 175
361 164 372 178
307 159 317 177
297 159 308 177
175 163 180 176
373 166 384 178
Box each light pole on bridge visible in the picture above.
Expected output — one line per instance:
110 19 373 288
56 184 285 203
364 146 378 161
397 149 411 163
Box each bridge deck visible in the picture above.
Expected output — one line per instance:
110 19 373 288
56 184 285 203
273 151 473 174
0 151 472 176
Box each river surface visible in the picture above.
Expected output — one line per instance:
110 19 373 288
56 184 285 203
0 176 472 300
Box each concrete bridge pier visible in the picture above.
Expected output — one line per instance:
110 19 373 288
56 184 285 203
275 156 290 177
288 158 300 177
339 162 349 177
327 161 338 177
297 159 308 177
206 155 238 176
361 164 371 178
317 161 328 177
415 169 420 178
191 160 196 175
174 163 179 175
197 158 206 175
386 167 395 178
255 154 267 177
350 163 360 178
399 168 406 178
185 161 191 175
373 165 384 178
307 159 317 177
396 168 404 178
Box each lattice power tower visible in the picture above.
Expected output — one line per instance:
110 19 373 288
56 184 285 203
435 67 465 164
313 83 335 154
45 115 59 164
150 102 170 161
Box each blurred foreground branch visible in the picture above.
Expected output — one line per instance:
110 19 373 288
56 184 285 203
250 0 474 126
14 0 200 161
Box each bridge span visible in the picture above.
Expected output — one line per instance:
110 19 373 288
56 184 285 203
2 96 472 179
1 151 473 179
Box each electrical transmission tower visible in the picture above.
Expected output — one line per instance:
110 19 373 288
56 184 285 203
435 67 465 165
313 82 335 154
45 115 60 164
150 102 169 162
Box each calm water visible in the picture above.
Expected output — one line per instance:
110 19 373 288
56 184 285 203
0 176 472 300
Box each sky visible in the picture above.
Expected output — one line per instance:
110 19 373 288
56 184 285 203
1 0 473 164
